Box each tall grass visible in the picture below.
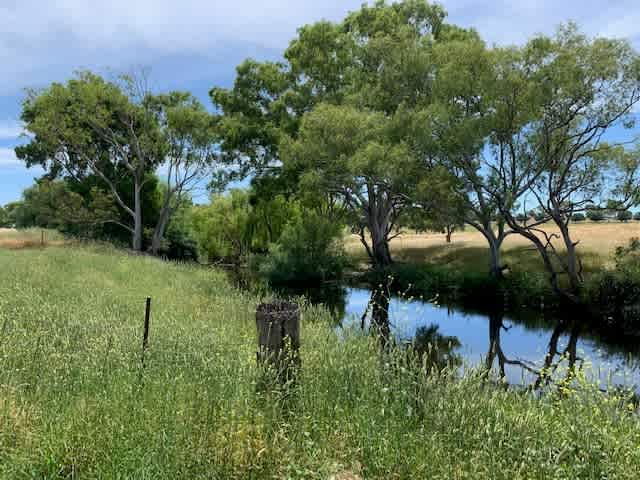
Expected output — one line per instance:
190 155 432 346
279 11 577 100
0 228 65 250
1 245 639 479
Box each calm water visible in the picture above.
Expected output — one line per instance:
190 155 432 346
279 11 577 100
339 287 640 391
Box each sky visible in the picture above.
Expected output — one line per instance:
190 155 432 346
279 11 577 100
1 0 640 205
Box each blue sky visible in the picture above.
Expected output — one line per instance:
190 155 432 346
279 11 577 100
2 0 640 205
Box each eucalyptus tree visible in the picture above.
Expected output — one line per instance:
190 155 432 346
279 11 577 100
281 104 421 266
212 0 457 267
486 26 640 302
410 34 535 278
17 71 164 251
146 92 218 255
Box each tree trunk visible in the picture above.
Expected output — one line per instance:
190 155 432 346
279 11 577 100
369 220 393 268
534 320 566 390
486 310 505 378
132 181 143 251
445 225 453 243
151 201 173 256
470 222 506 279
488 235 505 279
558 221 582 298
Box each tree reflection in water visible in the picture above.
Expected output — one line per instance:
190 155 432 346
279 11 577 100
362 288 462 371
356 287 604 391
412 324 462 374
484 310 583 390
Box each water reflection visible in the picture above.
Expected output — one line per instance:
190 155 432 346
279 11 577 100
483 312 584 390
341 287 640 392
412 324 462 374
360 288 462 371
225 265 640 392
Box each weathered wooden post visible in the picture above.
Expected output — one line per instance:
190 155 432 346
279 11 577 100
256 301 300 383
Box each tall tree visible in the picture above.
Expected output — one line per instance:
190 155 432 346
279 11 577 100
411 35 540 278
212 0 455 267
0 206 9 228
145 92 218 255
487 26 640 302
281 104 419 266
17 71 164 250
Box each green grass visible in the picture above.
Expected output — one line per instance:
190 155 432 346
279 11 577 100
1 245 640 479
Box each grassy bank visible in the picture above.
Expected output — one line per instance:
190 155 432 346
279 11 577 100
1 245 640 478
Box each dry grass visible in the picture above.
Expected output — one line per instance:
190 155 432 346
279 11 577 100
0 228 66 250
345 222 640 273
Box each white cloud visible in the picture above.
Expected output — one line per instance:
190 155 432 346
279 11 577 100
0 1 638 97
0 148 20 168
0 121 24 140
0 0 363 94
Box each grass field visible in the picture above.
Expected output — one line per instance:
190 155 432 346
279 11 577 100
345 222 640 274
1 242 640 478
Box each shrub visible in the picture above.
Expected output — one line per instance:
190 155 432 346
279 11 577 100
587 209 605 222
190 190 298 263
571 213 586 222
634 212 640 221
0 206 9 227
260 210 346 286
617 210 633 222
160 228 199 262
589 238 640 328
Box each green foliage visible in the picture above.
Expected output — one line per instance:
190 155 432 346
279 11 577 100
634 212 640 221
160 227 199 262
189 190 253 262
281 103 421 266
617 210 633 222
587 209 605 222
214 0 467 266
189 189 298 263
11 176 161 246
10 179 116 231
2 245 640 478
588 238 640 328
259 210 346 286
571 213 586 222
0 206 10 227
16 71 217 252
156 198 199 262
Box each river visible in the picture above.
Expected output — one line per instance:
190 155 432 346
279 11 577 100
338 287 640 392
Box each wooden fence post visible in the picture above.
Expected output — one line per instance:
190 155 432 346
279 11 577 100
141 297 151 367
256 301 300 382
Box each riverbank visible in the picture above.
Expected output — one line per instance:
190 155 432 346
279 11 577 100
2 244 640 478
346 223 640 337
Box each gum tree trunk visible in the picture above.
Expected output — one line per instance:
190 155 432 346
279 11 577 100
132 181 143 251
151 200 173 256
